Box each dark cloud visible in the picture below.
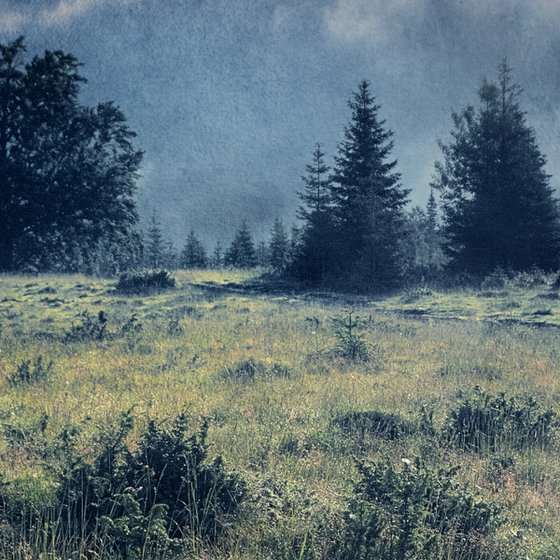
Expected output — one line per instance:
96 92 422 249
2 0 559 247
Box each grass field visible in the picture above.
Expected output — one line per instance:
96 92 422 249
0 270 559 559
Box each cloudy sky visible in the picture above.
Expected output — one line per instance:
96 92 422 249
2 0 560 246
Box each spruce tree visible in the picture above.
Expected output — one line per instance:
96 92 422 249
212 241 223 268
433 60 560 274
330 80 409 289
293 144 337 283
224 222 256 268
298 143 331 218
268 217 289 273
145 211 164 269
181 229 207 268
256 240 269 268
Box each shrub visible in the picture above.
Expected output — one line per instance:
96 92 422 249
221 359 292 382
444 387 558 453
116 270 176 295
333 410 416 441
330 312 371 363
65 310 141 343
65 310 109 341
7 356 53 386
336 458 502 560
55 411 245 556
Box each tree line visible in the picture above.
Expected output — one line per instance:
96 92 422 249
2 37 559 290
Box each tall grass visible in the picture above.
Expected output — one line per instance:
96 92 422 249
0 272 558 558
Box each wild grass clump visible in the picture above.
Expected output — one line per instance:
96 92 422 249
444 387 558 453
116 270 176 295
221 359 292 382
333 410 416 441
337 458 502 560
6 356 53 387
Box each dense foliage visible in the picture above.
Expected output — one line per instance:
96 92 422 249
433 61 560 275
0 37 143 274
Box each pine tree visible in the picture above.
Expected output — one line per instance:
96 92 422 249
212 241 223 268
145 211 164 269
298 143 331 218
256 240 269 268
293 144 337 283
162 240 178 270
181 229 207 268
433 60 560 274
268 217 289 273
330 80 409 289
224 222 256 268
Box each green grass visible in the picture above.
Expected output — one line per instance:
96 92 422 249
0 271 559 558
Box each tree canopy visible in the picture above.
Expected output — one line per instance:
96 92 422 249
433 61 560 274
0 37 142 273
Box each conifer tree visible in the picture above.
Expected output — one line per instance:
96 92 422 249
212 241 223 268
433 60 560 274
145 211 164 269
330 80 409 289
181 229 207 268
298 143 331 218
293 144 337 283
224 222 256 268
268 217 290 273
256 240 269 268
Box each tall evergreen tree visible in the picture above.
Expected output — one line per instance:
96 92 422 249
0 37 142 272
433 60 560 274
330 80 409 289
293 144 337 283
181 229 207 268
145 211 164 269
298 143 331 218
212 241 223 268
268 217 289 273
256 240 269 268
224 222 256 268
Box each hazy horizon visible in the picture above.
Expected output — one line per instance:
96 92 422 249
2 0 560 248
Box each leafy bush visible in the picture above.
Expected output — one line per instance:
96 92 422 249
7 356 53 386
336 458 502 560
444 387 558 453
116 270 176 295
221 359 292 382
131 413 246 541
333 410 416 441
65 310 109 341
53 411 246 557
65 310 141 343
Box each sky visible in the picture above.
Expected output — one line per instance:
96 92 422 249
2 0 560 248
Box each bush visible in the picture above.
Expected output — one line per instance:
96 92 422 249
6 356 53 386
333 410 416 441
221 359 292 382
65 310 141 343
53 411 246 557
444 387 558 453
330 312 371 363
116 270 176 295
336 458 502 560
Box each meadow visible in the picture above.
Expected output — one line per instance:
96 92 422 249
0 270 559 559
